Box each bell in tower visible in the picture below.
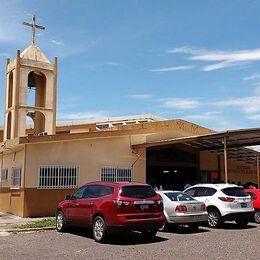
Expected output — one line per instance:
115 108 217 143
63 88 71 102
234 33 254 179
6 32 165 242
28 71 36 89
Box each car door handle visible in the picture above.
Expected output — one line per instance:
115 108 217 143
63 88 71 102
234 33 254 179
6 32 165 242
205 199 209 203
75 203 79 206
88 202 94 206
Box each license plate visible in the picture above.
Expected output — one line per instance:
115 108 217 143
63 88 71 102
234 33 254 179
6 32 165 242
241 203 247 208
140 204 149 210
191 215 201 219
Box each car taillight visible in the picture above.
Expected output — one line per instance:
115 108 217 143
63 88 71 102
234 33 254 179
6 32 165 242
113 200 130 207
201 204 206 211
218 197 235 202
175 205 187 212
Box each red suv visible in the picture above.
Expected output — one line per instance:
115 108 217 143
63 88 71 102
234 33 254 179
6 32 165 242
56 181 164 242
245 189 260 223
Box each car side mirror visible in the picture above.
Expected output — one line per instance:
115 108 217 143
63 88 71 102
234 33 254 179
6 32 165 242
65 194 71 200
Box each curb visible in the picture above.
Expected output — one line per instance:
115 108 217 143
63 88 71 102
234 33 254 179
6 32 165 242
1 226 56 233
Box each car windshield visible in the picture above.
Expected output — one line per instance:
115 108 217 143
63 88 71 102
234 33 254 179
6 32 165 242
120 185 157 198
165 192 195 201
222 187 248 197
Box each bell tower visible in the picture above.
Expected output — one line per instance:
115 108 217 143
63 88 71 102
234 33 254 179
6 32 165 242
3 15 57 141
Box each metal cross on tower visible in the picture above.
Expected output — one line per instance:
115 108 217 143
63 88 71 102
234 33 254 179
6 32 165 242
22 15 45 45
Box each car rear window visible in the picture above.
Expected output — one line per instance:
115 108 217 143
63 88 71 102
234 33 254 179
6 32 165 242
120 185 157 198
165 192 195 201
222 187 248 197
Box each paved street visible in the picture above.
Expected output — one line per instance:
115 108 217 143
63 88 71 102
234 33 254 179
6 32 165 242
0 223 259 260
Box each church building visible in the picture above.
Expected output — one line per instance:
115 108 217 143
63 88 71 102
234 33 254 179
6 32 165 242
0 16 259 217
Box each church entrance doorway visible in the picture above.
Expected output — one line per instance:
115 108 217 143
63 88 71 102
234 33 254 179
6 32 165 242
146 144 199 190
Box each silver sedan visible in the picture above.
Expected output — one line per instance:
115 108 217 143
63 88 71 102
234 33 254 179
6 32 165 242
157 190 208 231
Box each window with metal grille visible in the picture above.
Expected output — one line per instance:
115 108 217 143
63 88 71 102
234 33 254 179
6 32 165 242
38 166 79 189
100 167 132 182
0 168 8 182
11 167 21 189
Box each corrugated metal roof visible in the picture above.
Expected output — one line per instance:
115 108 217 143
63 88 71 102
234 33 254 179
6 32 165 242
132 127 260 165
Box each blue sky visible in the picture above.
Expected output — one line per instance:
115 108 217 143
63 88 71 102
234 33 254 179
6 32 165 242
1 0 260 130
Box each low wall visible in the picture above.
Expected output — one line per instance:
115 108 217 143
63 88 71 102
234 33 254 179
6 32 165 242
0 188 24 217
23 188 76 217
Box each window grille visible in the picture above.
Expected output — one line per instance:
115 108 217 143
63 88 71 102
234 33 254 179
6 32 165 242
100 167 132 182
11 167 21 188
0 168 8 182
38 166 79 189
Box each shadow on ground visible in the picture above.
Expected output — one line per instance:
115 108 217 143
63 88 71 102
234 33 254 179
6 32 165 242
65 226 168 245
161 225 209 234
160 222 257 233
219 222 257 230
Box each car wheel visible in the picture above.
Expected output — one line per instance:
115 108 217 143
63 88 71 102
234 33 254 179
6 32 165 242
208 209 222 228
235 219 249 227
93 216 108 243
159 219 169 231
56 211 67 232
188 223 199 231
254 211 260 224
142 229 157 241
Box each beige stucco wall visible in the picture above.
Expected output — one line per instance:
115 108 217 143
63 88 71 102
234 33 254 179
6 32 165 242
25 135 146 188
0 148 25 188
0 147 25 216
219 156 257 184
200 150 257 184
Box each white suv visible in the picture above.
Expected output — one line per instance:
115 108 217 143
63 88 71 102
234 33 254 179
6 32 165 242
184 184 254 228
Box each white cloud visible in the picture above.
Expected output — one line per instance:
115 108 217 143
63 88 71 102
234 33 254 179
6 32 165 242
168 46 260 71
150 65 194 72
76 61 124 71
244 73 260 81
160 98 200 109
167 46 204 55
184 111 221 121
103 62 123 66
128 94 153 100
201 61 248 72
190 49 260 62
51 39 64 46
247 114 260 120
214 96 260 113
183 111 242 131
47 36 105 59
57 111 109 122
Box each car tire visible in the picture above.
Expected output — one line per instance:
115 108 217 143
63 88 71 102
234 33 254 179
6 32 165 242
159 219 169 231
56 210 67 232
235 219 249 227
142 229 157 241
93 216 108 243
207 209 222 228
188 223 199 231
254 211 260 224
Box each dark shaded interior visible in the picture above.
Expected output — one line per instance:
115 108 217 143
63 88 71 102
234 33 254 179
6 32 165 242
146 145 199 191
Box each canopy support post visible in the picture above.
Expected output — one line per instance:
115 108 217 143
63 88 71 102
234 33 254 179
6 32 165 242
224 136 228 183
257 153 259 189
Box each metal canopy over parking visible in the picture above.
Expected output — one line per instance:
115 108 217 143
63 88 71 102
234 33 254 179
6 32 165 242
132 127 260 187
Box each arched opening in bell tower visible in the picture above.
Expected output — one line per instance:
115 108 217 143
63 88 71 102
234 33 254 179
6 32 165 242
26 111 46 135
26 114 34 129
27 71 46 108
8 72 13 108
6 112 12 139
